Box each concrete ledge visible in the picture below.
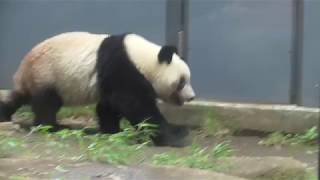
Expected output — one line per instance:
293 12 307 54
2 88 319 133
0 90 10 101
159 101 319 133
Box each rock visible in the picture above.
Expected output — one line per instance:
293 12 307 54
218 156 309 180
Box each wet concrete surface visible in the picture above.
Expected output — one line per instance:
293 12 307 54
56 163 247 180
0 157 246 180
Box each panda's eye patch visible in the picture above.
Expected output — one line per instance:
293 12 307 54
176 77 186 91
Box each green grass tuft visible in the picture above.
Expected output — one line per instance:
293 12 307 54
28 120 157 165
259 126 318 147
152 141 234 171
201 110 235 138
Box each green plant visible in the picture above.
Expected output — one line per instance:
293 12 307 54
203 111 224 135
84 121 157 164
259 126 318 147
290 126 318 145
258 132 291 146
57 105 95 119
211 141 234 159
182 144 214 169
86 135 145 164
104 120 158 145
27 121 157 165
202 111 233 138
304 169 317 180
30 125 53 134
15 106 34 119
151 152 180 166
152 141 234 170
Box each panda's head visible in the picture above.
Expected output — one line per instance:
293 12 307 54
124 34 195 106
154 46 195 106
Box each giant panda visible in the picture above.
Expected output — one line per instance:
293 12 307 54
0 32 195 146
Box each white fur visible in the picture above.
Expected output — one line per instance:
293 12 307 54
26 32 109 105
54 32 109 105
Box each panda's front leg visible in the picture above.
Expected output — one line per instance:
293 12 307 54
96 101 122 134
146 111 189 147
108 95 189 147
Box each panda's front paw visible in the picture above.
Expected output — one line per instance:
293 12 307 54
170 124 189 138
152 124 190 147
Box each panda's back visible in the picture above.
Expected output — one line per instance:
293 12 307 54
14 32 109 105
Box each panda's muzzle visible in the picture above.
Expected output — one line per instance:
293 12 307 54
170 84 195 106
180 84 195 101
170 93 184 106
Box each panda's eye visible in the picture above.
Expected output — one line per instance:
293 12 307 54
176 77 186 91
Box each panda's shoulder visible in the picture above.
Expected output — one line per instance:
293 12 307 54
97 33 140 59
99 33 147 47
53 31 108 38
96 32 153 63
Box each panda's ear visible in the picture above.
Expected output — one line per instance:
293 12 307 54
158 45 178 64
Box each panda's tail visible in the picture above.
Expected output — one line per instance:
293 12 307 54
0 90 29 122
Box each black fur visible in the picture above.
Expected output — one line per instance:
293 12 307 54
96 100 122 134
31 88 63 131
96 34 188 146
0 91 29 122
158 45 178 64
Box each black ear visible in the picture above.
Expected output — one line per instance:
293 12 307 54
158 45 178 64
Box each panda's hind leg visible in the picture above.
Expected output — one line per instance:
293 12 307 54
0 90 29 122
31 88 63 131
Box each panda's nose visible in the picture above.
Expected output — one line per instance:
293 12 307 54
187 96 195 102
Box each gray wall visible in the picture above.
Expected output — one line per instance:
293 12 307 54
0 0 166 87
188 0 293 104
0 0 319 107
